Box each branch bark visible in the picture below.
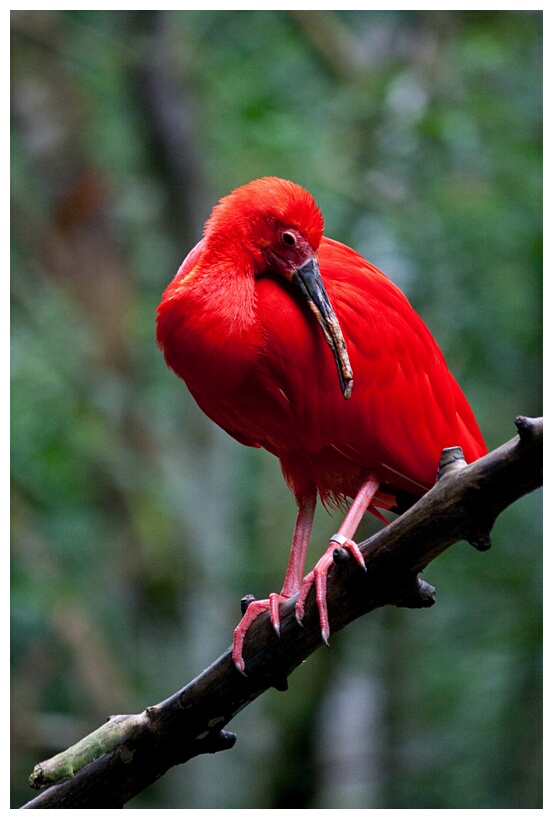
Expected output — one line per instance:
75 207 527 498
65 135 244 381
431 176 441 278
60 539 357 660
21 416 543 809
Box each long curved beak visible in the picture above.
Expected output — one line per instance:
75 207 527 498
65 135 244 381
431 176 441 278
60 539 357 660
292 257 353 399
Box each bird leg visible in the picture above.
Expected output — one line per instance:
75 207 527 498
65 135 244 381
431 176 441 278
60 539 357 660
232 487 317 674
295 473 380 644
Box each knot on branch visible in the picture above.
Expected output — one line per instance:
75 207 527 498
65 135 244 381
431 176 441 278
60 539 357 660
515 415 542 443
396 576 436 609
192 728 236 756
332 545 351 565
436 445 493 552
437 446 467 481
240 594 256 615
467 528 492 552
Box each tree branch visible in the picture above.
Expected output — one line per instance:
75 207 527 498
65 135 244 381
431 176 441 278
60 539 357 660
21 416 542 809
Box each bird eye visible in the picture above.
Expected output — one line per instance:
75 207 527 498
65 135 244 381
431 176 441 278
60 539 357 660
281 232 296 247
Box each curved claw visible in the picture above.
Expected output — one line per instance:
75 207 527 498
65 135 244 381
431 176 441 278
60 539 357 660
295 556 332 642
295 536 366 644
269 592 282 636
232 592 289 674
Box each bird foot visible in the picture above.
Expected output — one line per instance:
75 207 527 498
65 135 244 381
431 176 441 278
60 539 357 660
232 591 290 674
233 534 366 672
295 533 366 644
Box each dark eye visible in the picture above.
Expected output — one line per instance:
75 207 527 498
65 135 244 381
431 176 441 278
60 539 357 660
281 232 296 247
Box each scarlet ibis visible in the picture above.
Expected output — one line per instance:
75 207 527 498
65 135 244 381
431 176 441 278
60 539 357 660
156 177 487 673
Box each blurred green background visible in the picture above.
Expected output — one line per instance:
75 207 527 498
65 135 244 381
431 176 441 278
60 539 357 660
11 10 542 809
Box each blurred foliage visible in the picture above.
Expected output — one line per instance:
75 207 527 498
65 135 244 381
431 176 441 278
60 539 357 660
11 9 542 809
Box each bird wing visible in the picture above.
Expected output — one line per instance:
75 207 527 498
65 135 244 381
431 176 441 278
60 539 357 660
254 237 486 496
319 238 487 488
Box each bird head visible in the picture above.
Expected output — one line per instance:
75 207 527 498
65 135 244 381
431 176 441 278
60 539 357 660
204 178 353 399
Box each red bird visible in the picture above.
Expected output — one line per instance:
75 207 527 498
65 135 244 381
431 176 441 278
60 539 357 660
156 177 487 673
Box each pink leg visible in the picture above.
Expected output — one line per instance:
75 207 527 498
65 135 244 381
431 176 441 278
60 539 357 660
232 487 317 674
295 473 380 643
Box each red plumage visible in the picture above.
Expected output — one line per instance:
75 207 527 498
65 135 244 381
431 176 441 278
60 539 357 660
156 177 486 672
